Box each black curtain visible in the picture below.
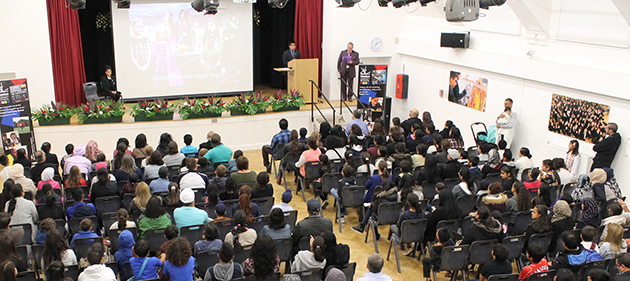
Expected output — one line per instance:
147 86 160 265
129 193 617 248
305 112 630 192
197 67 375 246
78 1 115 85
253 1 296 89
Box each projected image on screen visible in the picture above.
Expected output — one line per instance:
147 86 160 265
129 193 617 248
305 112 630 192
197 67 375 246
112 1 253 99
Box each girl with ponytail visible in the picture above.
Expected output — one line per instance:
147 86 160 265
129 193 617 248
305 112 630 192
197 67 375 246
225 210 257 250
393 193 425 256
109 208 137 231
5 183 38 242
233 185 259 224
291 235 326 273
357 152 377 175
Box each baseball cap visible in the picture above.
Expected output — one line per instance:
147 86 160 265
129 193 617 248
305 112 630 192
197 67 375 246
447 149 460 160
307 198 321 213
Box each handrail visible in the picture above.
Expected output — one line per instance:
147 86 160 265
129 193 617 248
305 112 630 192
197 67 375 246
309 80 336 126
338 78 367 117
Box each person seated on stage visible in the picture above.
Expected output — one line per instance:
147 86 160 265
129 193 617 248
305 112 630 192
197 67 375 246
180 134 199 158
100 65 122 102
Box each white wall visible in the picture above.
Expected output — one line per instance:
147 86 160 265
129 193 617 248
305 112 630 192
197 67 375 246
321 1 630 195
0 1 56 109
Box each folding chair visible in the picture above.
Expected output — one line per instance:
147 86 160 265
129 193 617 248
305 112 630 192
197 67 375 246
456 196 477 218
215 219 234 240
102 212 118 231
299 161 321 202
73 237 104 260
144 228 168 253
94 196 121 218
529 232 553 255
339 262 357 281
421 181 438 200
16 271 37 281
432 245 470 281
180 224 207 247
355 172 370 187
294 268 323 281
444 178 460 190
510 210 532 235
252 197 274 216
501 235 526 270
233 248 251 263
487 273 519 281
69 216 99 235
195 250 219 279
387 219 427 272
11 223 32 245
337 185 366 232
365 202 403 253
109 228 137 254
274 238 293 273
527 270 555 281
469 240 499 272
284 210 298 231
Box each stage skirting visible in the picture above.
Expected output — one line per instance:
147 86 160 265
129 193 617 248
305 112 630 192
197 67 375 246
34 107 336 158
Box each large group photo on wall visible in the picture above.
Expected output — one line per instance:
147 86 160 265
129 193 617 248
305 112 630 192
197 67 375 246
447 70 488 112
548 93 610 143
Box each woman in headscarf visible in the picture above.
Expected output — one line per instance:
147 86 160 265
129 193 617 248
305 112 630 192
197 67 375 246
602 168 622 201
84 140 103 162
576 198 601 229
571 174 594 203
37 167 60 190
9 164 36 197
590 168 608 203
549 200 573 251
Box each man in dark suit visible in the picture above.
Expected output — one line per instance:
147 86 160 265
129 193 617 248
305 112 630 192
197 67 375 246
100 65 122 102
337 42 360 101
591 122 621 171
282 42 301 67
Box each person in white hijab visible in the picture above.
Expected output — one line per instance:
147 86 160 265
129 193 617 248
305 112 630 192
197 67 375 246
9 163 36 197
37 167 61 190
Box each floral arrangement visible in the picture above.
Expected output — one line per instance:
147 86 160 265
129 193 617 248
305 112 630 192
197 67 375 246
78 100 126 122
130 99 174 118
177 96 227 119
270 89 305 111
32 101 78 121
226 92 270 115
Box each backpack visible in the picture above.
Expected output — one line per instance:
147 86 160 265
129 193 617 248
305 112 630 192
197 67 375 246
567 249 602 266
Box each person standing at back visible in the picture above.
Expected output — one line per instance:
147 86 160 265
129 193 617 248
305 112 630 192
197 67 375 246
591 122 621 171
495 98 517 149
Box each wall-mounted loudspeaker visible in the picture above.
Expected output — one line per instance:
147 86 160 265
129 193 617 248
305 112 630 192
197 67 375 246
440 32 469 48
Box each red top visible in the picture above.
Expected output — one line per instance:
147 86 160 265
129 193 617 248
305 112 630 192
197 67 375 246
519 258 548 281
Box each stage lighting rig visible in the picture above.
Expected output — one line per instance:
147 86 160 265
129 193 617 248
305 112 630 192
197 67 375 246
335 0 361 8
67 0 86 9
192 0 220 15
445 0 505 21
268 0 289 8
113 0 131 9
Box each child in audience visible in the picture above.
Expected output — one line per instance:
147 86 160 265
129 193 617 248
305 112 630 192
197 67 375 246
159 225 179 258
357 152 377 176
299 127 308 143
207 242 243 281
194 223 222 256
479 244 512 281
587 269 610 281
213 201 230 222
271 189 294 213
162 238 195 281
391 142 412 169
78 243 117 281
580 226 600 253
468 156 481 177
367 135 385 159
114 230 135 280
213 165 229 193
197 157 213 177
66 188 97 220
519 246 549 281
110 208 137 231
180 134 199 157
218 181 238 201
149 166 170 194
129 239 162 280
226 150 243 172
331 165 356 224
164 183 183 207
392 117 403 134
36 218 56 244
71 218 99 248
374 146 393 171
252 172 273 199
422 227 453 281
551 231 586 272
524 168 542 192
411 144 427 169
92 153 109 172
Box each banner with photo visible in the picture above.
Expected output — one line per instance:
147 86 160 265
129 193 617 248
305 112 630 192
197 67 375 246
448 70 488 112
548 94 610 143
358 65 387 122
0 79 36 159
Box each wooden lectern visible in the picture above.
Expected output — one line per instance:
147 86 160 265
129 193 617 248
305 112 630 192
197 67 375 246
275 58 318 103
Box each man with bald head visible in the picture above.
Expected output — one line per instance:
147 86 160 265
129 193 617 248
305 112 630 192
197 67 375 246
199 131 215 151
356 253 392 281
401 108 422 137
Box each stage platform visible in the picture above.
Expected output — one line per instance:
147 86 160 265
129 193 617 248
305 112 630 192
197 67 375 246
33 100 356 158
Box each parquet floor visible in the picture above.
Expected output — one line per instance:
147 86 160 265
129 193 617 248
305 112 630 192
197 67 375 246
242 149 435 281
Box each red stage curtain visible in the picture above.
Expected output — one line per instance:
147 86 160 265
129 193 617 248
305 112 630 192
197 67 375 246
294 0 323 87
46 0 86 106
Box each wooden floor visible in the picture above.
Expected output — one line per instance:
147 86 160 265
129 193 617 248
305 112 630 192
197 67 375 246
243 148 434 281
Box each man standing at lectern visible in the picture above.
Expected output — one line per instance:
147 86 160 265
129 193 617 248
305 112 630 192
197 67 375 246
282 42 301 67
337 42 360 102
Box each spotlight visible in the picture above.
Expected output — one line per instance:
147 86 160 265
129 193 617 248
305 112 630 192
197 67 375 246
392 0 417 8
113 0 131 9
268 0 289 8
377 0 390 7
479 0 505 9
192 0 220 15
335 0 361 8
445 0 505 21
67 0 86 9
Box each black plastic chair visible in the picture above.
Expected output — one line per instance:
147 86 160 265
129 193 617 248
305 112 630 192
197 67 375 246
529 232 553 254
321 173 342 204
421 181 438 200
195 250 219 279
365 202 403 253
527 270 555 281
223 199 239 218
123 262 133 281
11 223 32 245
337 262 357 281
144 228 168 253
109 228 137 254
180 224 207 247
16 245 28 269
252 197 274 216
16 271 37 281
250 216 269 234
502 235 526 270
65 265 80 281
94 195 121 218
233 248 251 264
215 219 234 240
69 216 99 235
577 259 609 281
102 212 118 231
387 219 427 272
436 219 461 238
73 237 104 260
32 244 45 273
294 268 322 281
299 161 322 202
285 210 298 232
456 196 477 218
192 187 206 203
106 262 120 279
122 193 134 210
487 273 519 281
432 245 470 281
469 240 499 267
274 238 293 273
245 272 281 281
337 185 366 233
510 210 532 235
355 172 370 187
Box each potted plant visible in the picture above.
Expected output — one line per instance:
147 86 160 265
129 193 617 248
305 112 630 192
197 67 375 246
178 96 226 119
32 101 77 126
78 100 126 124
270 89 306 112
130 99 174 122
227 92 269 116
